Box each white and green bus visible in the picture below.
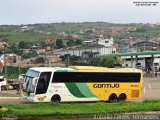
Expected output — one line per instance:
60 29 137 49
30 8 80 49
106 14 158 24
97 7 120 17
22 66 143 102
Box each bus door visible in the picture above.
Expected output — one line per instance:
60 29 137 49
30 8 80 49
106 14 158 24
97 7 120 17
35 72 51 102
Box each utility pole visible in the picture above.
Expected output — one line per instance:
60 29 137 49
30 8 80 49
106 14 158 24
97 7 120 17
18 55 21 75
67 54 70 66
2 45 7 77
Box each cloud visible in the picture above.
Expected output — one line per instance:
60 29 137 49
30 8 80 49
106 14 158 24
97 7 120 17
0 0 160 24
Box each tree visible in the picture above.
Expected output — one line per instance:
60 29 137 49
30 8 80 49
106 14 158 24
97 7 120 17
82 51 92 58
75 39 81 45
18 41 26 49
9 45 20 55
100 58 115 68
56 39 64 49
115 57 122 65
89 58 101 66
66 39 75 47
3 38 8 42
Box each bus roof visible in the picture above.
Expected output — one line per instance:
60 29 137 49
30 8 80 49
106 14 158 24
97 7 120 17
29 66 142 73
29 67 76 72
68 66 142 73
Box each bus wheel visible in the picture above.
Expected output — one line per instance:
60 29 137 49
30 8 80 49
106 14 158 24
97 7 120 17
118 93 126 102
51 94 61 102
1 86 6 91
108 93 117 103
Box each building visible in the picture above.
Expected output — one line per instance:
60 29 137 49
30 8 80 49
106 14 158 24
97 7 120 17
0 54 21 65
46 54 62 63
20 49 30 54
97 51 160 74
52 54 62 63
45 46 52 51
20 26 31 32
128 37 139 47
103 28 119 35
44 39 56 45
0 42 8 51
5 54 21 64
0 55 4 72
83 40 97 46
30 45 46 54
132 40 158 47
68 34 80 40
98 38 114 47
55 47 116 57
152 34 160 41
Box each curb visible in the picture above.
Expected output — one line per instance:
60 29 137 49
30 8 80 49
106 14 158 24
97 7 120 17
0 97 22 100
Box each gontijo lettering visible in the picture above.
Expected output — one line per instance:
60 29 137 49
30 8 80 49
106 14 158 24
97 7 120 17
93 84 119 88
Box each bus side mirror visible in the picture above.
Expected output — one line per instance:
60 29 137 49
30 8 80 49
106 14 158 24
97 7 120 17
30 93 35 97
32 78 37 85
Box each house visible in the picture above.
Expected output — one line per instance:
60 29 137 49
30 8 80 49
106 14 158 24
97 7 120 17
0 55 4 72
83 40 97 46
51 54 62 63
20 49 30 54
103 28 118 35
20 26 30 32
0 42 8 51
30 45 46 54
152 34 160 41
0 54 21 65
129 37 139 47
45 39 56 45
68 34 79 40
98 38 114 47
45 46 52 51
5 54 21 64
45 54 62 63
58 32 66 36
128 27 137 32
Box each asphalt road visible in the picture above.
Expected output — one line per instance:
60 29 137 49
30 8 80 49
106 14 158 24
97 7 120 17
0 77 160 104
142 77 160 100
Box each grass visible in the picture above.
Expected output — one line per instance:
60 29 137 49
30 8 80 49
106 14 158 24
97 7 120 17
0 99 160 117
0 31 59 43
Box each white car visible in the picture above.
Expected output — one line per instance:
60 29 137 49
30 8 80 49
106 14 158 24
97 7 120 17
0 76 7 91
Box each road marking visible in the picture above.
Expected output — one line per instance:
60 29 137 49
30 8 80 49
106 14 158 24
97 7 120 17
148 82 151 89
143 87 145 94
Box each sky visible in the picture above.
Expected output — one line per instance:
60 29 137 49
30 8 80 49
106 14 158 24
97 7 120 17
0 0 160 25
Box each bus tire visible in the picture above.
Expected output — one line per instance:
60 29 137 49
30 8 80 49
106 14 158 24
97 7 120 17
51 94 61 102
108 93 117 103
13 85 17 89
118 93 126 102
1 86 6 91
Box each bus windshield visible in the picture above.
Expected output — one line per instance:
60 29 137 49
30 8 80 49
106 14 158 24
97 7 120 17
24 70 39 93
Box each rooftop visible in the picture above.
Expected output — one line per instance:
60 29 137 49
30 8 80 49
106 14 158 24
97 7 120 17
96 51 160 58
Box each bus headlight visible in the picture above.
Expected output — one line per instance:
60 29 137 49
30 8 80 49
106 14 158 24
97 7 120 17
30 93 35 97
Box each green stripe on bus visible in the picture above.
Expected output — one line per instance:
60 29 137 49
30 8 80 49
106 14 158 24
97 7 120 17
65 83 86 98
75 83 95 97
